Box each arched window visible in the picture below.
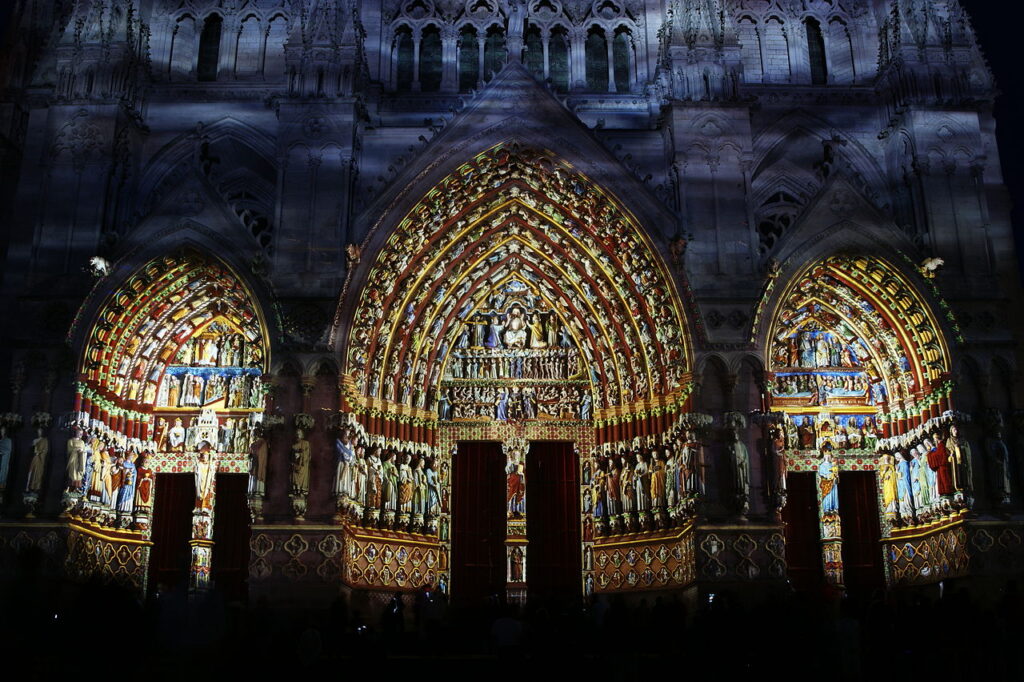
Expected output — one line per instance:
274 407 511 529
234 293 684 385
458 26 479 91
756 191 802 254
394 26 414 90
169 16 196 80
484 26 506 79
549 27 569 91
420 25 443 92
197 14 223 82
613 29 631 93
805 18 827 85
235 16 262 77
585 28 608 92
524 24 543 77
264 16 289 79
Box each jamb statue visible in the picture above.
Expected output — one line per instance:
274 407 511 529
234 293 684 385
724 413 750 518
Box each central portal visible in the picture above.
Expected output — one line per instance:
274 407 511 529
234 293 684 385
450 439 581 605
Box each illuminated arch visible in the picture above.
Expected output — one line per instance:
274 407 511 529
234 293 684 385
345 144 692 421
765 254 953 442
78 249 270 427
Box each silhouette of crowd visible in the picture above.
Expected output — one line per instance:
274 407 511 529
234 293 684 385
2 546 1021 680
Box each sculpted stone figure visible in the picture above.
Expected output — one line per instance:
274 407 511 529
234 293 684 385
725 413 750 516
946 423 973 506
983 410 1012 507
425 458 440 517
168 417 186 452
0 425 11 501
194 444 217 513
248 428 268 497
25 427 49 494
334 428 355 500
290 429 311 496
65 429 87 492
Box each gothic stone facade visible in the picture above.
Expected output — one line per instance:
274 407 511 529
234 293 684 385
0 0 1022 603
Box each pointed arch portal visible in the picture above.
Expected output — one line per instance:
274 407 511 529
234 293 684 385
765 254 957 591
338 144 699 602
344 144 693 438
68 248 270 594
78 249 269 421
766 254 953 442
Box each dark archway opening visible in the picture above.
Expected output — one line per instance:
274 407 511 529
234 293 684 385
782 471 823 592
838 471 885 597
148 473 195 595
197 15 222 82
451 441 506 607
210 473 251 604
526 441 580 603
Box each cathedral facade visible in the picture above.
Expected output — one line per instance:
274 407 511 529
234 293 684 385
0 0 1021 607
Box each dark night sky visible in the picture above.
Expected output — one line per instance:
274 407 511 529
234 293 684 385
963 1 1024 280
0 2 1018 277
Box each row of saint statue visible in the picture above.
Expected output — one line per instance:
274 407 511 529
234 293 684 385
154 415 261 454
438 385 593 421
445 348 580 380
878 425 974 526
62 426 155 529
176 332 258 368
156 371 262 409
332 432 445 534
587 437 704 534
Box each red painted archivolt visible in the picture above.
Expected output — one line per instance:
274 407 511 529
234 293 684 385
347 144 692 421
77 249 268 437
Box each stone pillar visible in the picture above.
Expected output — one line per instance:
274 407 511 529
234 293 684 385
411 27 422 92
541 28 550 80
627 35 637 93
605 34 616 93
441 25 459 92
477 36 486 87
569 27 586 90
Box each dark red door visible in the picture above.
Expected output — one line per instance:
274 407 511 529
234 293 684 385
526 441 580 602
782 472 823 591
838 471 885 596
148 473 195 595
211 473 251 604
451 441 506 606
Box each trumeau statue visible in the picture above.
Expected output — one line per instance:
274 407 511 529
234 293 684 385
194 444 217 513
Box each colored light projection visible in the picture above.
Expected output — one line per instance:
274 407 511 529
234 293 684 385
767 255 951 452
439 276 591 422
346 144 692 427
78 249 269 444
766 255 954 586
66 249 271 592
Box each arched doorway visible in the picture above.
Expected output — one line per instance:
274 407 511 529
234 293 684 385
764 255 956 595
69 248 270 596
338 144 695 603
